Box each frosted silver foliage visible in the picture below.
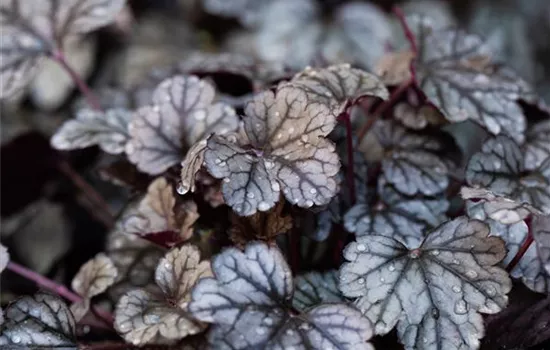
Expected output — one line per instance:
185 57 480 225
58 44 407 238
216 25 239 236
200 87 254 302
0 292 77 348
256 0 392 72
287 64 389 116
126 75 238 175
204 86 340 216
368 119 451 196
293 270 345 310
524 120 550 170
413 25 534 143
51 108 132 154
179 139 207 195
202 0 273 27
466 136 550 217
0 243 8 273
345 182 449 247
114 245 211 345
0 0 125 98
189 242 374 350
339 216 512 350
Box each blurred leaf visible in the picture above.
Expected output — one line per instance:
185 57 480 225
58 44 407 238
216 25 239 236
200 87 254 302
293 270 344 310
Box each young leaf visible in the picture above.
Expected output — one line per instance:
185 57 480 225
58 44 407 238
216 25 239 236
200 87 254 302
411 22 534 142
466 135 550 217
256 0 392 72
375 50 415 86
51 108 132 154
189 242 374 350
345 181 449 246
114 245 211 345
293 270 345 310
179 139 207 195
229 198 292 247
204 85 341 216
393 102 446 130
0 292 77 348
0 243 9 273
70 253 118 321
0 0 125 97
125 75 238 175
287 64 389 116
365 119 451 196
524 120 550 170
123 177 199 242
339 216 511 350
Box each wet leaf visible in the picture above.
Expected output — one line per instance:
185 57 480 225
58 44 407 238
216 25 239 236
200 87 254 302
524 119 550 170
366 119 451 196
125 75 238 175
293 270 345 310
287 64 389 116
179 139 207 195
114 245 211 345
534 215 550 276
0 292 77 348
123 177 199 242
339 216 511 350
412 25 534 142
204 86 341 216
466 135 550 217
51 108 132 154
0 0 125 97
229 198 292 247
0 243 8 273
345 181 449 247
257 0 392 72
189 242 374 350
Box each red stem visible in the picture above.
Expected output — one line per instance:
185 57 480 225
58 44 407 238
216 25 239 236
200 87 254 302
393 6 418 54
506 217 533 272
7 262 114 329
58 160 115 228
357 79 413 141
51 49 102 111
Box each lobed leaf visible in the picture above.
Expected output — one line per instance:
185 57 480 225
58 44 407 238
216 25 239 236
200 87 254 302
189 242 374 350
339 216 511 350
125 75 238 175
412 24 534 142
51 108 132 154
466 136 550 217
204 86 340 216
287 64 389 116
114 245 211 345
0 292 77 348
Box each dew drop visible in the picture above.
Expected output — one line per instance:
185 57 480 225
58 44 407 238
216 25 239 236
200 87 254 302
223 178 231 183
256 327 266 335
30 308 41 317
12 335 21 344
145 314 160 324
258 201 270 211
454 300 468 315
263 317 273 326
288 127 295 134
423 337 428 344
286 329 295 336
274 111 280 117
452 259 460 265
380 276 385 282
309 188 317 194
494 160 502 169
277 133 283 139
485 286 496 296
430 249 440 256
255 123 261 129
301 135 309 143
177 181 188 194
194 110 206 121
357 278 365 285
246 192 255 199
214 158 222 164
356 244 366 252
474 74 490 84
271 182 280 191
299 323 311 331
265 160 275 169
388 264 396 272
465 270 478 279
305 200 314 208
452 285 462 293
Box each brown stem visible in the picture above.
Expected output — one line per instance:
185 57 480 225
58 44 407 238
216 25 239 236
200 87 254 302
51 49 102 111
506 217 533 272
7 262 114 329
357 79 413 141
57 160 115 228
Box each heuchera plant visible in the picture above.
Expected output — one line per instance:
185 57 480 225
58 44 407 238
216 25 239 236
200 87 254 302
1 0 549 349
